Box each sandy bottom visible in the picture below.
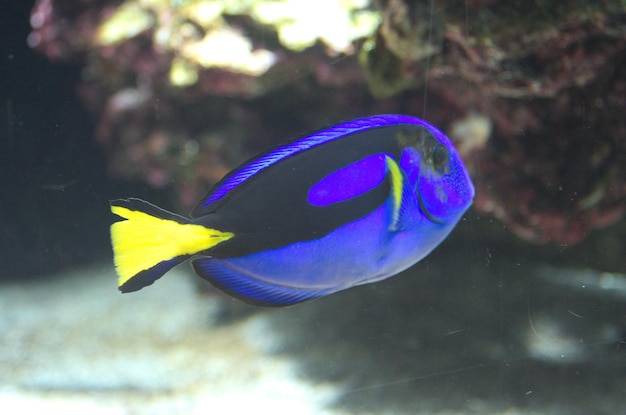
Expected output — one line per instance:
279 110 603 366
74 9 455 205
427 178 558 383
1 249 625 415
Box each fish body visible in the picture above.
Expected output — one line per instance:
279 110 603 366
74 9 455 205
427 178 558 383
110 115 474 306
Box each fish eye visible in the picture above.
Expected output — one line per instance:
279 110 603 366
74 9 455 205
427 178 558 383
432 144 449 169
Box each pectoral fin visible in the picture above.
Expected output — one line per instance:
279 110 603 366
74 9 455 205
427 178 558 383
385 155 407 231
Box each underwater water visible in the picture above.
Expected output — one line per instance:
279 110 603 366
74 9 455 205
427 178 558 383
2 1 626 414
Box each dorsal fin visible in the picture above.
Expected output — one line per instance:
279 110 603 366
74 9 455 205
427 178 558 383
191 115 418 217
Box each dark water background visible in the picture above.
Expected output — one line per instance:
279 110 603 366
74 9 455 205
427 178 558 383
1 2 168 278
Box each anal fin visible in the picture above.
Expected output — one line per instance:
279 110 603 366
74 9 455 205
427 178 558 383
191 258 327 307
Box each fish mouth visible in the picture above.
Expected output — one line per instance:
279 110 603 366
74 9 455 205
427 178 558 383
416 187 445 224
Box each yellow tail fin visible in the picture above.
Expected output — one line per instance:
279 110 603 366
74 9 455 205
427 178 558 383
110 199 234 292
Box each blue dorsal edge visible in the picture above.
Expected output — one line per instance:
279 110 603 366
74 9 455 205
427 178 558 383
192 114 431 216
191 258 331 307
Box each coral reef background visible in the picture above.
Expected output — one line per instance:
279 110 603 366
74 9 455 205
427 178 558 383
25 0 626 248
4 0 626 279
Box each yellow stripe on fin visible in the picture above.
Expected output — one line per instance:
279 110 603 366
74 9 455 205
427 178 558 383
385 156 404 231
110 204 234 289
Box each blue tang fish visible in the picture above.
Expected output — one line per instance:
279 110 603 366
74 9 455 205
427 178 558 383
110 115 474 306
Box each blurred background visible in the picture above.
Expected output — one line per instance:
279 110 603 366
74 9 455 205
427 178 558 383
1 1 625 414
